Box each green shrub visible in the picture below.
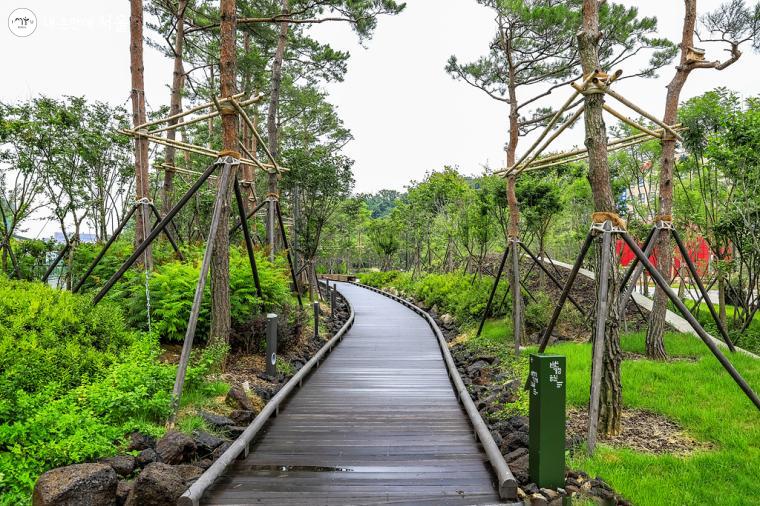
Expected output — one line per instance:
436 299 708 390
359 271 508 324
0 276 224 504
0 277 135 419
524 291 553 330
358 270 401 288
107 248 293 342
2 239 57 281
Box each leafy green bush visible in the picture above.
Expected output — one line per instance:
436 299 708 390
0 276 223 504
0 277 135 418
524 291 553 330
358 271 508 324
358 270 401 288
70 239 187 292
107 248 293 342
1 239 57 281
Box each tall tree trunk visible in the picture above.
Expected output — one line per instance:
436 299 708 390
240 31 256 213
266 0 290 261
647 0 697 360
579 0 622 436
209 0 238 346
162 0 187 216
130 0 152 268
504 22 525 345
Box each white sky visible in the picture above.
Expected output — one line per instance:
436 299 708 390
2 0 760 237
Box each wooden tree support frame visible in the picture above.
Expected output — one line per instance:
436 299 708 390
476 238 588 340
536 220 760 438
496 69 683 177
617 220 736 352
121 93 288 174
71 201 184 294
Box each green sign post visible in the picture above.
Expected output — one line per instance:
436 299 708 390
528 354 566 489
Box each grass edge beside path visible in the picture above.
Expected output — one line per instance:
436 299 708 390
539 332 760 506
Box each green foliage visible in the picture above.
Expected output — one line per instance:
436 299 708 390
367 218 400 267
0 277 224 504
106 247 293 342
524 291 553 330
359 189 403 218
358 270 401 288
0 277 135 418
359 270 508 324
1 239 56 281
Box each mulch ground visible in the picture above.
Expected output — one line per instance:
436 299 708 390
567 407 713 455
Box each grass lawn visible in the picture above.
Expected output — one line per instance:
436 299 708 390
540 332 759 506
462 321 759 505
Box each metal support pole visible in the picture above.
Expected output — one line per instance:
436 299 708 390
538 231 595 353
275 200 303 307
266 313 278 377
619 226 656 291
148 203 185 260
618 226 659 314
42 242 70 283
169 159 234 426
672 228 736 352
92 162 219 305
233 175 263 298
313 301 320 339
519 241 588 317
690 275 718 313
588 222 612 454
331 286 336 319
229 199 268 238
620 232 760 410
511 239 522 355
267 194 276 262
476 246 510 337
543 250 564 280
72 204 138 293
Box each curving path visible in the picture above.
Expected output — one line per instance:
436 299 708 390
203 282 504 505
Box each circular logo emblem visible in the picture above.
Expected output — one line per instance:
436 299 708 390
8 8 37 37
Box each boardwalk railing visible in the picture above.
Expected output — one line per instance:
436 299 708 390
350 281 519 501
179 288 355 506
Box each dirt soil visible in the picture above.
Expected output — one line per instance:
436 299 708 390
567 407 712 455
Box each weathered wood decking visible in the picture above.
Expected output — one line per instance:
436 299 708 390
203 282 504 505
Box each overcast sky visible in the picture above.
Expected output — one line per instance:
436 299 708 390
3 0 760 237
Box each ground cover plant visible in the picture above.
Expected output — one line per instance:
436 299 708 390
359 270 509 324
551 332 760 506
103 244 295 342
0 276 226 504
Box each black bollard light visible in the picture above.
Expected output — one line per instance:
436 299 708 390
266 313 278 377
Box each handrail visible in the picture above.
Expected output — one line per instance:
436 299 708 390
178 285 355 506
348 281 518 501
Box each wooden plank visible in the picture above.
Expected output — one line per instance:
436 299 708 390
202 283 505 505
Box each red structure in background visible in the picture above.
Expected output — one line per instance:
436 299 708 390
617 233 711 278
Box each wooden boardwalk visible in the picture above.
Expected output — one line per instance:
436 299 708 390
204 282 504 505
